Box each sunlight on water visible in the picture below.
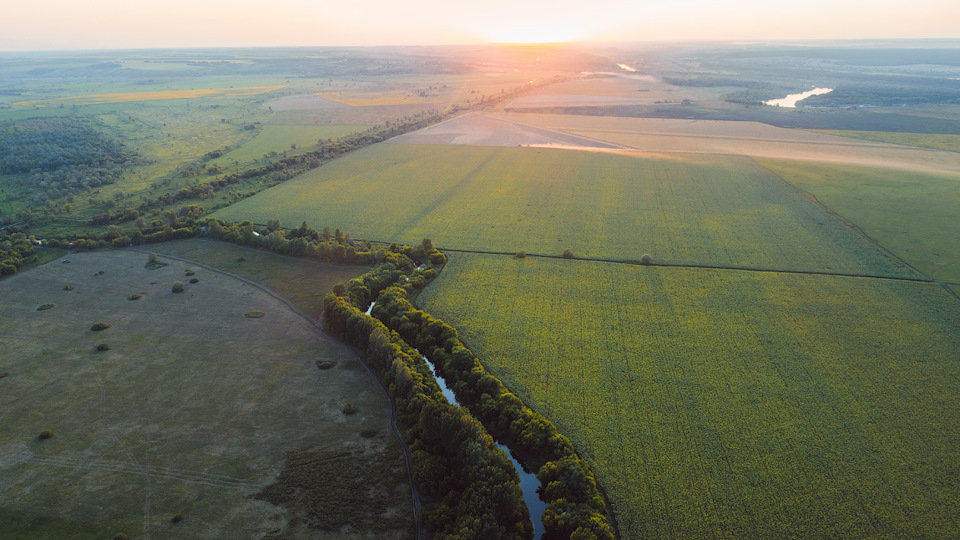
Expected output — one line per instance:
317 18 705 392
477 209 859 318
764 87 833 107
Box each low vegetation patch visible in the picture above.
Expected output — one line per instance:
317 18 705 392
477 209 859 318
95 343 110 352
315 360 336 370
171 281 185 293
244 311 264 318
37 429 54 440
36 304 55 311
90 322 111 331
127 294 142 300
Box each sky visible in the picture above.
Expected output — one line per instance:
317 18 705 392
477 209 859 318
2 0 959 51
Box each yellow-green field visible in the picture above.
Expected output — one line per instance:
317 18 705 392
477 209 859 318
215 143 916 277
418 252 960 538
756 158 960 283
811 130 960 153
208 124 370 168
0 249 411 538
14 86 287 107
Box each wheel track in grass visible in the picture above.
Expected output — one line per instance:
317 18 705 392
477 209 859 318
127 248 423 540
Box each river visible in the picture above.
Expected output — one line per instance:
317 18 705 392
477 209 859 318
413 347 546 539
364 300 546 537
764 87 833 107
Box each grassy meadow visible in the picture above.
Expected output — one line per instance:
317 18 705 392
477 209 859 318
215 143 917 277
148 238 370 318
809 130 960 153
756 158 960 283
0 249 411 538
418 252 960 538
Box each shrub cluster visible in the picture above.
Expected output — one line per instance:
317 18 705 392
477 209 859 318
0 231 37 276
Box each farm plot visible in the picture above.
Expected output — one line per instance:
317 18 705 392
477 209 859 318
491 113 960 174
0 250 411 539
13 86 287 107
207 124 370 168
418 252 960 539
215 143 916 277
756 158 960 284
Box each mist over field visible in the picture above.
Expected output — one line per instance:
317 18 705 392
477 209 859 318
2 30 960 540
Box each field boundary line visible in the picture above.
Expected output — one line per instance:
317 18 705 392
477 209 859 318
753 158 960 301
433 246 953 286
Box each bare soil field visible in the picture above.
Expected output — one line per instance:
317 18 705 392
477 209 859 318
388 112 622 148
0 250 412 539
491 113 960 174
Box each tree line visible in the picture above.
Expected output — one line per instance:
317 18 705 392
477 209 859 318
324 258 615 539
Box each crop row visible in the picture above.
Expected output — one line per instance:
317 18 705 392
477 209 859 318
418 252 960 538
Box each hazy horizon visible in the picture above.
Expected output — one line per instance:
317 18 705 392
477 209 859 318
3 0 959 52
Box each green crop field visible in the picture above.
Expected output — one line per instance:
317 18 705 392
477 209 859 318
208 124 370 169
216 143 916 277
756 158 960 283
0 249 411 538
809 130 960 153
418 252 960 538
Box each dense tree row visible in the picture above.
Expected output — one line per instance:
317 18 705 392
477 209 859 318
371 287 615 540
0 231 37 275
324 291 533 539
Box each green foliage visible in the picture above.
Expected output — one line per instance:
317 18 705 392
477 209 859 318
171 281 185 293
36 304 54 311
245 311 264 318
38 429 54 440
189 278 199 284
316 360 337 370
562 249 574 259
90 322 111 331
640 253 652 265
95 343 110 352
340 403 359 415
62 283 73 291
171 514 183 524
0 232 37 276
127 294 142 300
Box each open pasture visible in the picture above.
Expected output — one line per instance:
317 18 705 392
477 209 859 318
756 158 960 284
490 113 960 174
810 130 960 153
208 124 370 168
215 142 915 277
149 238 371 319
418 252 960 539
13 85 288 108
0 249 410 538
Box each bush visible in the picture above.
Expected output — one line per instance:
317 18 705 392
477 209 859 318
516 251 526 259
95 343 110 351
562 249 574 259
359 429 378 438
316 360 337 370
63 283 73 291
171 514 183 524
38 429 54 440
148 252 157 265
185 270 195 276
90 321 111 331
341 403 359 415
37 304 54 311
128 294 142 300
112 534 129 540
245 311 265 318
172 281 185 293
189 278 199 284
640 253 653 265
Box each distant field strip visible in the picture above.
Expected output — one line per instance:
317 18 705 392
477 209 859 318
757 158 960 284
215 144 916 277
492 113 960 174
14 85 287 107
419 252 960 539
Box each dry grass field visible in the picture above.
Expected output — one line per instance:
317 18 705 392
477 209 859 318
491 113 960 174
0 249 411 539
